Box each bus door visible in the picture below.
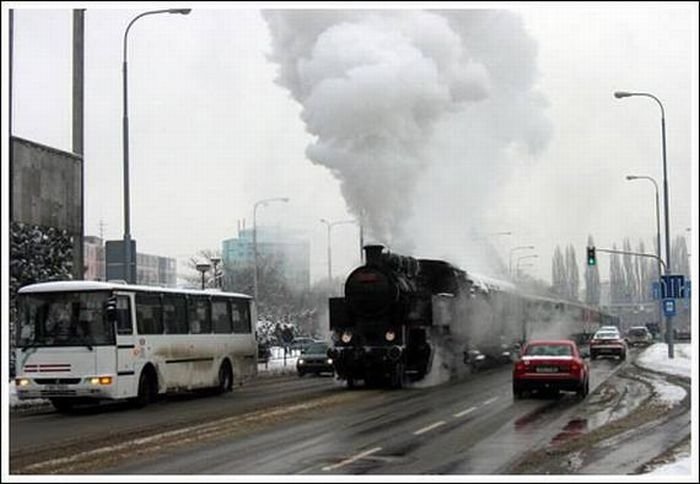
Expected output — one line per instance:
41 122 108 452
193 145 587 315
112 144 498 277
113 293 138 398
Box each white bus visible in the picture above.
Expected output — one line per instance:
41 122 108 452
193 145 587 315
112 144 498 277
14 281 257 411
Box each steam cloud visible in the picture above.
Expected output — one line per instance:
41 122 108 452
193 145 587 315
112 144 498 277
264 9 551 262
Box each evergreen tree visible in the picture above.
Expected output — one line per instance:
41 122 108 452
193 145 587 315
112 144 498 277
671 235 690 276
565 244 580 300
610 244 625 304
622 238 636 303
551 246 566 297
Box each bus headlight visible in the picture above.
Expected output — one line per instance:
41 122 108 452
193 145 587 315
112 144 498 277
385 330 396 342
298 359 305 365
89 376 113 385
341 331 353 343
327 358 334 365
15 378 30 387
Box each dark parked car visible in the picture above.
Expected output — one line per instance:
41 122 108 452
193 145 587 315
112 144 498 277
297 341 334 377
512 339 589 399
291 337 317 352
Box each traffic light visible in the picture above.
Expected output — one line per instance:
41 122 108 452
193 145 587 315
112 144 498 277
587 246 596 266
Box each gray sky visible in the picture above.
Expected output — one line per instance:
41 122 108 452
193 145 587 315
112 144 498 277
3 2 698 285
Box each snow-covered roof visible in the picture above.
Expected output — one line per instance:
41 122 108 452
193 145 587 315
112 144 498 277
17 280 252 299
465 271 517 293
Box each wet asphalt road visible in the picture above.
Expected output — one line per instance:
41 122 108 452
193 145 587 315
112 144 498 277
10 353 652 475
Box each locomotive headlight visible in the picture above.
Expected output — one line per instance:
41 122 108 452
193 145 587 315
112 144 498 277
341 331 353 343
385 330 396 342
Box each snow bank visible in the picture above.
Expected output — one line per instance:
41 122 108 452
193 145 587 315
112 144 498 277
635 343 692 379
647 454 692 476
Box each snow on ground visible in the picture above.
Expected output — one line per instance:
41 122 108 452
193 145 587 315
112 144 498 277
635 342 694 477
635 342 692 378
647 455 692 476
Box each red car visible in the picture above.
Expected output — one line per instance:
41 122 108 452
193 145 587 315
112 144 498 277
512 340 589 399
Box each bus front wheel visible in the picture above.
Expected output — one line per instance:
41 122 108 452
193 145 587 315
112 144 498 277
134 368 157 407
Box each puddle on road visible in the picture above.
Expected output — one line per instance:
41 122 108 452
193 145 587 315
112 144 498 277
545 375 653 449
549 418 588 446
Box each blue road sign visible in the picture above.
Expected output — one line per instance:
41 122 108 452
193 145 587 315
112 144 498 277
661 274 685 299
662 298 676 317
651 281 661 300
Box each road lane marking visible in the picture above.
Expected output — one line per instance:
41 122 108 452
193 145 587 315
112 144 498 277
482 397 498 406
322 447 383 471
453 406 477 418
413 420 446 435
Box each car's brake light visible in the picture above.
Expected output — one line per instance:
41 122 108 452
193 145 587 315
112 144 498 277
570 362 580 372
514 362 526 373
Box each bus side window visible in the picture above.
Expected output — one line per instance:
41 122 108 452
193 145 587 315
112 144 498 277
188 296 210 334
163 294 187 334
115 296 133 335
232 300 251 334
136 293 164 335
212 299 232 334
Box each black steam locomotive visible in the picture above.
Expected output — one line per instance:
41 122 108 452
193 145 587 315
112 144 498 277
328 244 614 388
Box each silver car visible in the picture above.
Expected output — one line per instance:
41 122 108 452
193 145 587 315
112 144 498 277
626 326 653 347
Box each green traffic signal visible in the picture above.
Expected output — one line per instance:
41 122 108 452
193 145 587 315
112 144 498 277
587 246 596 266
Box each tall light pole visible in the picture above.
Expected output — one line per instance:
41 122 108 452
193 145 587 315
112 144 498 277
615 91 673 357
516 254 538 280
122 8 191 283
253 197 289 302
320 219 356 286
195 262 210 290
626 175 663 323
210 256 221 289
509 245 535 278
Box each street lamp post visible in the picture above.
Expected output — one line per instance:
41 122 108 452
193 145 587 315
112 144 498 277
509 245 535 278
121 8 190 283
516 254 538 280
210 256 221 289
253 197 289 302
626 175 663 325
195 262 211 290
615 91 673 357
320 219 356 287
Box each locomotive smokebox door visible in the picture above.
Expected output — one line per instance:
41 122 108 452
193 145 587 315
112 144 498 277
329 297 351 330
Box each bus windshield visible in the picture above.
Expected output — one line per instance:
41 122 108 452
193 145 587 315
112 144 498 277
17 291 115 348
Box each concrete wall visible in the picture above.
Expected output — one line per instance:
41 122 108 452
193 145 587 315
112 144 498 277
11 136 83 278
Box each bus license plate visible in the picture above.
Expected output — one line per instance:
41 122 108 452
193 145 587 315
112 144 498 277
536 366 558 373
47 384 68 391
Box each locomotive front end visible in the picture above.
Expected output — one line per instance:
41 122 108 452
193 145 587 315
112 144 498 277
328 245 428 388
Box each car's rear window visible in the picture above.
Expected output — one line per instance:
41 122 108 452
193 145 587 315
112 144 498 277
595 332 618 339
524 344 572 356
629 329 647 336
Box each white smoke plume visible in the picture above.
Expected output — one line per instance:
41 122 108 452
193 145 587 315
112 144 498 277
264 9 551 265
